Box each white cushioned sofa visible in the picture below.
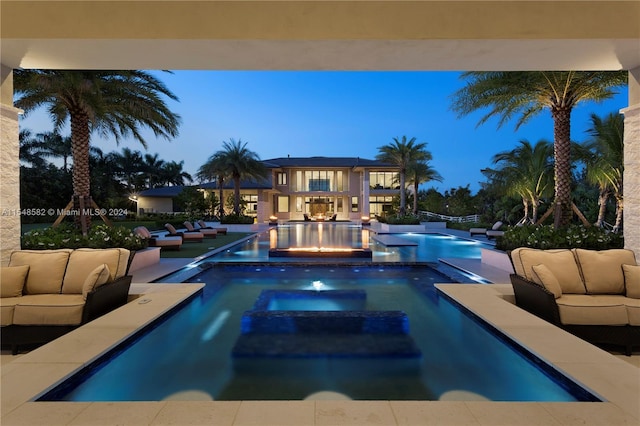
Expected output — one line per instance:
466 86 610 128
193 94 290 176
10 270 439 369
1 248 132 354
509 247 640 355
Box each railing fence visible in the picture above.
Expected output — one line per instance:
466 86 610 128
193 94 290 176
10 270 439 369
417 211 480 223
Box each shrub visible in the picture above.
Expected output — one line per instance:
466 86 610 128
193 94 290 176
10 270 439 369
496 224 624 251
21 223 148 251
376 214 421 225
221 214 254 224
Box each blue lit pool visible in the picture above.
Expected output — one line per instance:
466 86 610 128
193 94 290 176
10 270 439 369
41 264 597 402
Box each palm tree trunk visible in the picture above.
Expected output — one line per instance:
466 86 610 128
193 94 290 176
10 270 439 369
551 106 573 227
595 190 609 227
613 194 623 233
233 175 241 215
413 181 419 215
531 198 539 224
218 175 225 219
399 171 406 215
522 198 530 222
70 111 92 234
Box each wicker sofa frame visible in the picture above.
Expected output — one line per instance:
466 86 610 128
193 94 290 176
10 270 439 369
510 273 639 356
2 274 132 354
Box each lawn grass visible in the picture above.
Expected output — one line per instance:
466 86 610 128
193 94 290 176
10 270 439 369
159 232 253 259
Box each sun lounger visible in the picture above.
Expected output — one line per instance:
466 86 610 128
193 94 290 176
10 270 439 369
134 226 182 251
197 220 227 235
164 223 203 243
184 221 217 238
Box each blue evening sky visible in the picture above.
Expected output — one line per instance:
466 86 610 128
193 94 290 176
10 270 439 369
19 71 629 193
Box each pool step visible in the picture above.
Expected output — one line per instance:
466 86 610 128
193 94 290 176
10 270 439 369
232 333 422 358
240 310 410 334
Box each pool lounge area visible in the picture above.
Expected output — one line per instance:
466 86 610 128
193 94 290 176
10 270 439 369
1 226 639 425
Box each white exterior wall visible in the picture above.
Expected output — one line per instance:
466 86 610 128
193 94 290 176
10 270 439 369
623 67 640 255
137 197 173 214
0 66 20 265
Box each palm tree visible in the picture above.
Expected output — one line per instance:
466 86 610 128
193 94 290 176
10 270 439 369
583 112 624 231
19 129 47 168
206 139 267 216
35 131 73 171
484 139 554 223
198 152 231 218
407 161 443 215
160 160 193 187
451 71 627 227
376 136 431 215
142 153 165 189
113 148 144 192
14 70 181 233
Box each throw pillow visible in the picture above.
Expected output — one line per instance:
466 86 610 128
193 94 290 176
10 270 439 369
531 264 563 299
622 264 640 299
0 265 30 298
82 264 111 300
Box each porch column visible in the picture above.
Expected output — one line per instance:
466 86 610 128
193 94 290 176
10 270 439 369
0 64 21 265
622 66 640 255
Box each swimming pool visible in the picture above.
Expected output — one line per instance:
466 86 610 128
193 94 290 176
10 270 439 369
193 223 486 263
40 264 597 402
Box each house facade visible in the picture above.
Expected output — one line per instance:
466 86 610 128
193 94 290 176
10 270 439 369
136 156 400 222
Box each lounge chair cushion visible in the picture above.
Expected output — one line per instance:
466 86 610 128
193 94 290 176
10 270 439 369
62 248 130 294
82 264 111 300
12 294 86 326
556 294 628 325
1 265 30 298
152 236 182 247
623 264 640 298
531 264 562 299
134 226 152 239
165 223 178 234
574 249 636 294
511 248 585 294
8 249 73 295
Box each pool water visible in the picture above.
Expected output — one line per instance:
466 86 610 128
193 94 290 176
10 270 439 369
199 224 486 263
41 264 597 402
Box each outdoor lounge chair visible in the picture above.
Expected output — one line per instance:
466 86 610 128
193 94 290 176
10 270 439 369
486 221 505 239
469 227 487 237
184 221 217 238
134 226 182 251
164 223 204 243
328 213 337 221
303 213 311 222
197 220 228 235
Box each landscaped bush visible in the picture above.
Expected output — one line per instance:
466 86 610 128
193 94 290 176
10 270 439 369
496 224 624 251
21 223 148 251
447 222 492 231
376 214 421 225
220 214 254 224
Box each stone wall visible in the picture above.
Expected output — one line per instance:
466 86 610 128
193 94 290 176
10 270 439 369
622 103 640 255
0 103 21 265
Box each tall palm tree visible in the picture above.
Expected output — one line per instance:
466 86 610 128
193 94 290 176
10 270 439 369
451 71 627 227
209 139 267 216
198 152 231 218
35 131 73 171
407 161 443 215
485 139 554 224
376 136 430 215
160 160 193 187
142 153 165 189
14 70 181 233
113 148 144 192
583 112 624 230
19 129 47 168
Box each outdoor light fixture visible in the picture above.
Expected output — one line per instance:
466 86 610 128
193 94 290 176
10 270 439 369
361 215 371 226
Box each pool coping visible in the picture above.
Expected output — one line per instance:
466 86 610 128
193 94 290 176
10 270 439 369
1 282 639 425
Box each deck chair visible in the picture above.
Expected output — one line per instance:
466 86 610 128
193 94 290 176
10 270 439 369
197 220 228 235
303 213 311 222
486 221 505 239
184 221 217 238
164 223 204 243
134 226 182 251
